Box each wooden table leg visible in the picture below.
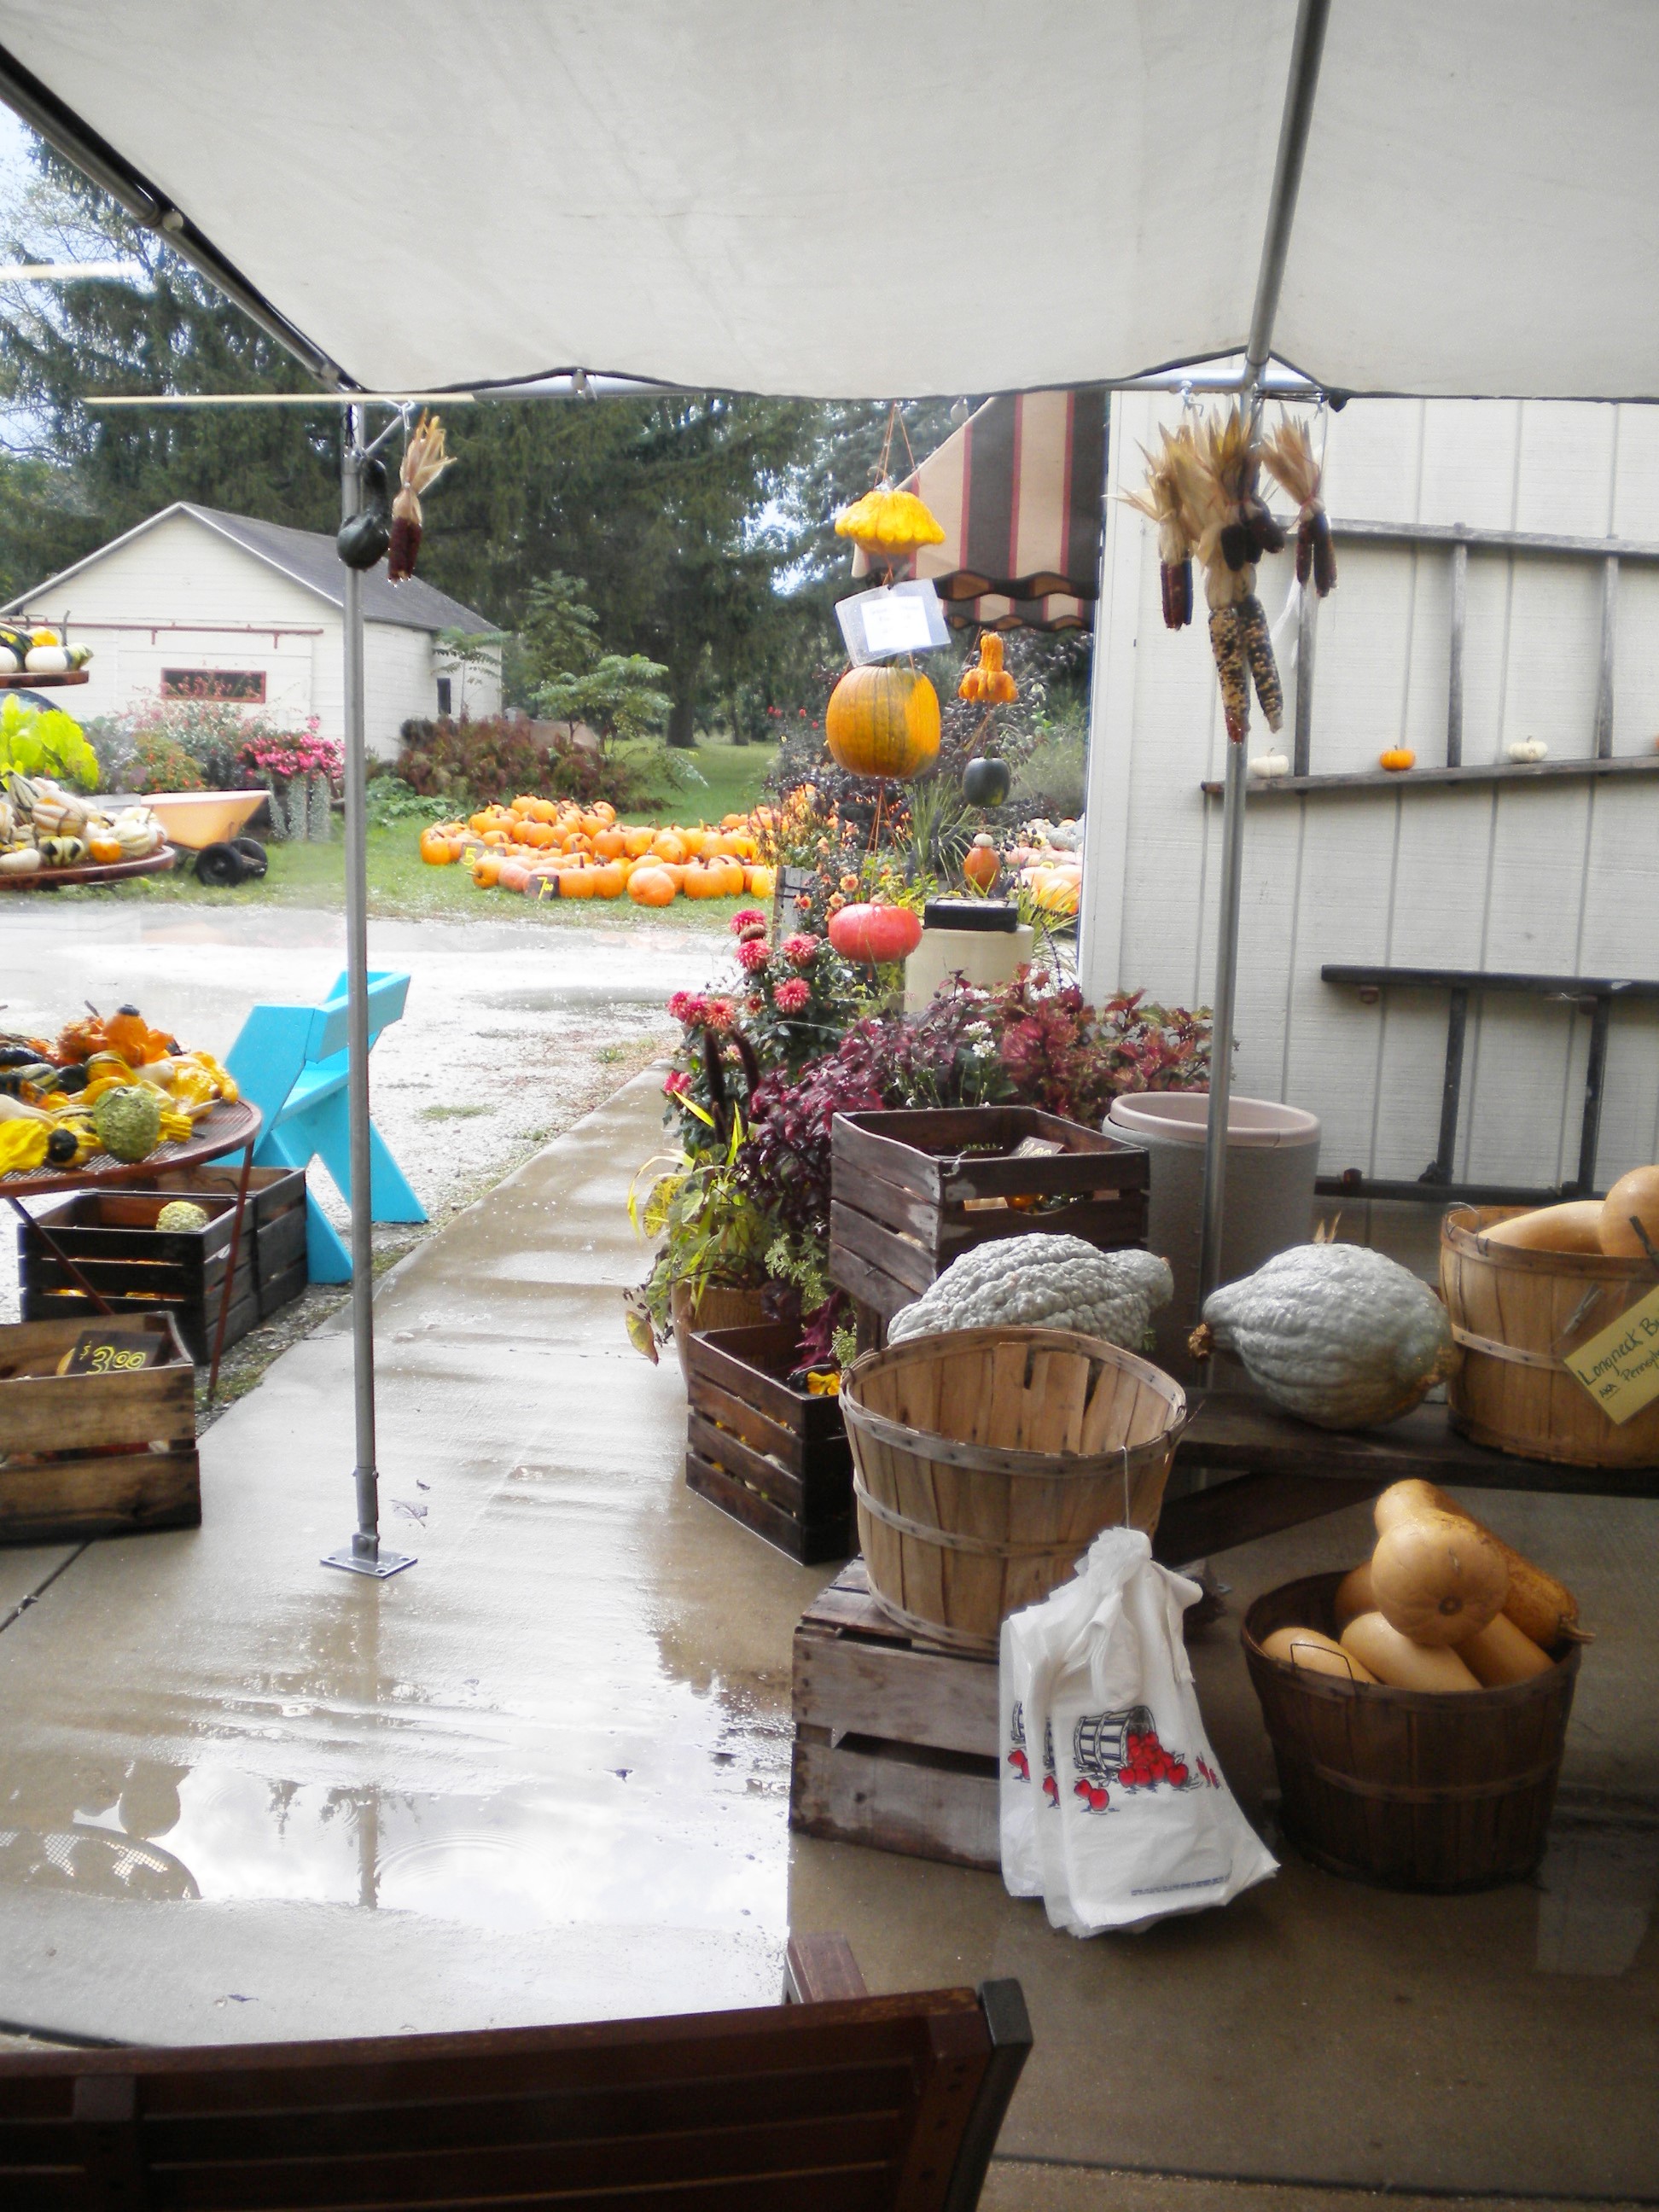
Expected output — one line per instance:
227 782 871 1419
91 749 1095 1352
6 1194 115 1317
207 1139 256 1407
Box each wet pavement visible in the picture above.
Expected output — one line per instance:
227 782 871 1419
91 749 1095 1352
0 1068 1654 2202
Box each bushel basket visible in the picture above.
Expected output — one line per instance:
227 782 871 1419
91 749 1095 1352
841 1326 1185 1656
1243 1570 1579 1892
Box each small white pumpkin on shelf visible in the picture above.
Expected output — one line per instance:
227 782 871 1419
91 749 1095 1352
1507 736 1548 764
1249 751 1291 779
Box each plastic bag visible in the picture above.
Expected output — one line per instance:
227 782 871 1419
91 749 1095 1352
999 1527 1276 1934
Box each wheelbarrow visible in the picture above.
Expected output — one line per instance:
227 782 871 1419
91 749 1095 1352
139 789 271 886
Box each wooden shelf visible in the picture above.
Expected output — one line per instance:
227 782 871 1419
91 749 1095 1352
1201 753 1659 799
0 669 88 690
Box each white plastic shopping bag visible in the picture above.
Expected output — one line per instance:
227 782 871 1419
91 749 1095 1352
999 1528 1276 1934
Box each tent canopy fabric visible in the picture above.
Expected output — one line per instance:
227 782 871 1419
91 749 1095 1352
1 1 1656 403
850 390 1104 632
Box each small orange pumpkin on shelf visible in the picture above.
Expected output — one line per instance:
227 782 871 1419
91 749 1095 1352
1379 747 1416 772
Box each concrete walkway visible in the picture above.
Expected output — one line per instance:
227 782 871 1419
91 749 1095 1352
0 1073 1653 2204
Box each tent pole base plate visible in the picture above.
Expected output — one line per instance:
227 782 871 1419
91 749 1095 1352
322 1541 416 1579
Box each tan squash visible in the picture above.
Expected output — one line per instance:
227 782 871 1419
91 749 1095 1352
1261 1625 1377 1684
1340 1613 1481 1693
1372 1479 1586 1645
1460 1611 1556 1686
1370 1510 1508 1647
1598 1164 1659 1260
1481 1199 1606 1252
1332 1561 1374 1628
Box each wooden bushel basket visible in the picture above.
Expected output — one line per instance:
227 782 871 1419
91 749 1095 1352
1243 1571 1579 1891
841 1327 1185 1656
1440 1205 1659 1469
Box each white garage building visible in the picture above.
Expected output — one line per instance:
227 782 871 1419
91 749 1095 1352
3 502 501 759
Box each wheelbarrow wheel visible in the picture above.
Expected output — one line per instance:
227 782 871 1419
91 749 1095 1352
195 841 249 888
231 835 269 877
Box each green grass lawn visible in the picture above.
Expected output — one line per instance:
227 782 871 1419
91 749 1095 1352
57 740 781 931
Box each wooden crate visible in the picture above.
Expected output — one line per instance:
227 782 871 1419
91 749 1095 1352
0 1313 199 1545
828 1105 1150 1327
789 1560 1000 1871
685 1321 853 1564
19 1166 306 1364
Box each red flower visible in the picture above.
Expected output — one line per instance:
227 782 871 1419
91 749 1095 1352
729 907 765 934
782 932 820 966
736 937 771 973
704 997 735 1033
663 1069 691 1098
773 978 811 1015
795 894 812 912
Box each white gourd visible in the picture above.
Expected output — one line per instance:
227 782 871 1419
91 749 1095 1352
887 1233 1173 1350
1199 1243 1454 1429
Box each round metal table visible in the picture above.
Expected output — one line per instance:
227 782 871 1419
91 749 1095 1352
2 1099 264 1399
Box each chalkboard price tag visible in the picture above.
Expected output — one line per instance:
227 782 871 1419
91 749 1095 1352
56 1329 166 1377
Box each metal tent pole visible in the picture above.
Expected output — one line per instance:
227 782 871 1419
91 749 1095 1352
1196 0 1330 1310
323 409 414 1580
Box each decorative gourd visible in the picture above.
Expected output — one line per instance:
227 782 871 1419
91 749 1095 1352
747 864 777 898
1333 1561 1374 1628
1249 751 1291 779
1598 1164 1659 1259
1481 1199 1605 1252
1372 1480 1586 1646
1507 737 1548 764
1379 747 1416 771
887 1233 1174 1351
1195 1243 1455 1429
1339 1613 1481 1692
958 632 1018 706
1370 1510 1508 1646
962 755 1012 806
963 835 999 891
1459 1611 1554 1685
827 902 923 964
834 486 946 559
825 665 940 781
1260 1626 1377 1683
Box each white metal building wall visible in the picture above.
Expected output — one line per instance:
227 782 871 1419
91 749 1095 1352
1080 393 1659 1247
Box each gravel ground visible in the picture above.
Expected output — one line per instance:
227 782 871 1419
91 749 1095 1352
0 905 736 1379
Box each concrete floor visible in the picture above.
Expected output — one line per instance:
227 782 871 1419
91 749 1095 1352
0 1071 1654 2203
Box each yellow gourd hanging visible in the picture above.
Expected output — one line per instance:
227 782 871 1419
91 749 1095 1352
958 630 1017 705
835 485 946 560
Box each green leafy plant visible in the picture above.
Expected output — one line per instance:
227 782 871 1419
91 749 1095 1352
0 697 98 789
364 772 450 826
626 1105 780 1354
537 653 673 753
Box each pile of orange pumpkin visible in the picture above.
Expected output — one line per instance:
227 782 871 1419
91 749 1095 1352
418 797 776 905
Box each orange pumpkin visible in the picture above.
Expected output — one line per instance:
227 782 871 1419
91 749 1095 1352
746 864 776 898
592 827 626 859
87 835 125 864
420 826 455 864
678 826 711 858
1380 747 1416 772
651 830 688 864
590 859 626 899
498 859 533 894
716 858 747 896
589 801 617 827
825 665 940 780
622 827 655 858
470 853 503 888
627 864 678 907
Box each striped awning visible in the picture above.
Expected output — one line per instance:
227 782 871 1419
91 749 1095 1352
852 388 1106 631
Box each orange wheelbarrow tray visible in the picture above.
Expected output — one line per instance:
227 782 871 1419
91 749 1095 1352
137 789 269 851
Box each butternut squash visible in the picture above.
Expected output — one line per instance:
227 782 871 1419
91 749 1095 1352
1370 1510 1507 1647
1598 1164 1659 1260
1333 1561 1374 1629
1480 1200 1605 1252
1262 1626 1377 1684
1460 1611 1555 1687
1373 1479 1586 1645
1340 1613 1481 1693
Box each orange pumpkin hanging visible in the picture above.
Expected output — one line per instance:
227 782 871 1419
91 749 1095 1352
958 630 1018 706
824 664 941 781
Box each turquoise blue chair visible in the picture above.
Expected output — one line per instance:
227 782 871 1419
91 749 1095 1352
224 970 426 1283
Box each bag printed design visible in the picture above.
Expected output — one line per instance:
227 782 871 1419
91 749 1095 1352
999 1525 1277 1934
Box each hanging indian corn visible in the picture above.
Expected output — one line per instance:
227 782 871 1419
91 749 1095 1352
1260 418 1336 597
388 410 453 584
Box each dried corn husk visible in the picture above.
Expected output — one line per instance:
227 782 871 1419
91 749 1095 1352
1260 419 1336 597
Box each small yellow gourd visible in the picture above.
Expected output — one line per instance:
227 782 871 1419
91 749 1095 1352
1370 1510 1507 1647
1261 1626 1377 1683
1459 1611 1555 1686
1340 1613 1481 1692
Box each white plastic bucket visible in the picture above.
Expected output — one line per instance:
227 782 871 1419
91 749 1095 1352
1106 1091 1321 1380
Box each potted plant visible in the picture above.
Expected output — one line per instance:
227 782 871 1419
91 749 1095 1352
626 1109 785 1381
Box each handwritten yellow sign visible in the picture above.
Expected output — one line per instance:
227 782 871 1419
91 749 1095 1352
1563 1281 1659 1424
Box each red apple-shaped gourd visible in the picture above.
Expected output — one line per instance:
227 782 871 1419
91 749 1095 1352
828 902 923 964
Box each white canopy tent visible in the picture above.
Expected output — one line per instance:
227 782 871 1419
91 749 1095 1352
3 0 1655 1573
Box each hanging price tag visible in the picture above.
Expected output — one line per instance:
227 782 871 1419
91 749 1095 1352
1562 1281 1659 1424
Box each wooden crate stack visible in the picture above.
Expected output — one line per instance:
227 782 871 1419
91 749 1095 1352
18 1166 306 1363
0 1313 199 1545
684 1321 853 1563
828 1106 1150 1341
789 1561 1000 1871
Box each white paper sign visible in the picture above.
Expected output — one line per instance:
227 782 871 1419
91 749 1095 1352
860 593 936 653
